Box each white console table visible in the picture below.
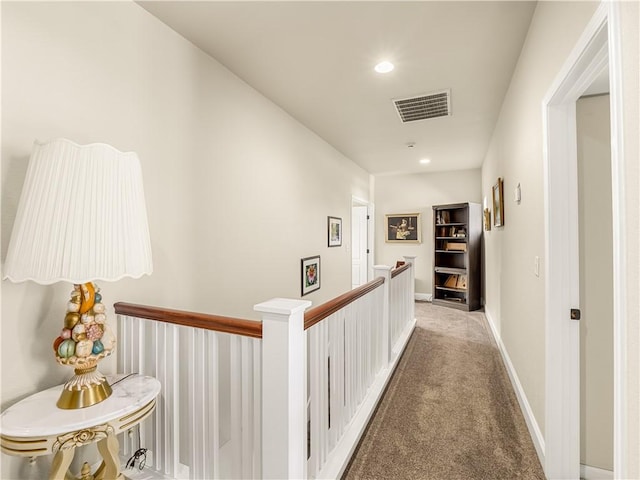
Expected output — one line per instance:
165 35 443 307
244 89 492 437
1 374 160 480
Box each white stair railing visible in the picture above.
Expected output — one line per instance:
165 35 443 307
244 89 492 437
303 279 386 479
116 257 416 480
390 255 416 355
116 305 262 479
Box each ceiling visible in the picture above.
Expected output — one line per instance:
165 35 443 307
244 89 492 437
139 1 537 176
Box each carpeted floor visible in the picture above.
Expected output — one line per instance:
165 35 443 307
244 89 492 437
342 301 545 480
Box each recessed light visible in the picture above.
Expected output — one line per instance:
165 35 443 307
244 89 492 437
420 158 431 165
374 61 394 74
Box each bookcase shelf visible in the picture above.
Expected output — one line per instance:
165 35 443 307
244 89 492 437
435 286 468 293
432 202 481 311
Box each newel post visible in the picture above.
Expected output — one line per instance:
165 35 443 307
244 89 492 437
403 255 417 320
254 298 312 480
373 265 391 365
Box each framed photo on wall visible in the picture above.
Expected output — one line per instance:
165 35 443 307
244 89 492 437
301 255 321 296
385 213 421 243
484 208 492 231
493 177 504 227
328 216 342 247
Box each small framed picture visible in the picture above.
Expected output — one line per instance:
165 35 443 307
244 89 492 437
328 216 342 247
301 255 321 296
484 208 492 231
493 178 505 227
385 213 421 243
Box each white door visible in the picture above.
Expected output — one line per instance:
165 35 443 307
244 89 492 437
351 205 368 289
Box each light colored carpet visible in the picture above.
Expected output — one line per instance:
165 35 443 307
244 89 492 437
342 302 545 480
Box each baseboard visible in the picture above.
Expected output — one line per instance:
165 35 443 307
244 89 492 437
415 292 432 302
484 307 546 468
580 464 614 479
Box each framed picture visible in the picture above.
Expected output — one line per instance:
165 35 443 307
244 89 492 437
484 208 492 231
301 255 321 296
492 178 504 227
328 216 342 247
385 213 421 243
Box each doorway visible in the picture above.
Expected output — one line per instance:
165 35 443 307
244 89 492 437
351 198 372 289
543 3 626 478
577 91 614 478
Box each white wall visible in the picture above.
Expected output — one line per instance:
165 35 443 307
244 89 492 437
618 2 640 476
482 2 640 476
481 0 600 441
577 94 613 471
374 169 481 297
1 2 370 477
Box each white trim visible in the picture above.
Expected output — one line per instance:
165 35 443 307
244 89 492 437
605 3 627 477
542 3 627 478
484 307 545 466
580 464 614 480
414 292 432 302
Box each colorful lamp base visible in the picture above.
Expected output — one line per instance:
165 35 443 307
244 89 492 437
54 282 116 409
57 365 112 409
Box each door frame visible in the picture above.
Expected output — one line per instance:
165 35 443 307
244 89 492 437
542 3 626 478
351 196 374 286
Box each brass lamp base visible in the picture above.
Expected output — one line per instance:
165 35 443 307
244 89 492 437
57 365 112 409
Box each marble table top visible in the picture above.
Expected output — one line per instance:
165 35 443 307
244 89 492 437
0 374 160 438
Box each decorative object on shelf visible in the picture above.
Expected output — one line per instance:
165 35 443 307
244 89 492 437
492 177 505 226
454 226 466 237
328 216 342 247
3 138 153 409
484 208 492 231
385 213 421 243
445 242 467 252
436 211 450 225
301 255 321 296
444 275 458 288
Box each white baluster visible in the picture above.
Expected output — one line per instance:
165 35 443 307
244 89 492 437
230 335 242 477
252 340 262 479
189 328 207 478
403 255 417 324
206 331 220 480
240 336 253 479
374 266 391 366
153 322 164 473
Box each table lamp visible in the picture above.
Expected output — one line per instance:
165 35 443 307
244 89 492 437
3 138 153 409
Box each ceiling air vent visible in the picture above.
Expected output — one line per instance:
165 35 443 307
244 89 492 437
393 90 451 123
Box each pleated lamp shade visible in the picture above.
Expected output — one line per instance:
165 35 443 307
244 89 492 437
3 138 153 285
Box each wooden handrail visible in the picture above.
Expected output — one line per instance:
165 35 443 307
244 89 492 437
304 277 385 330
114 302 263 339
391 262 411 278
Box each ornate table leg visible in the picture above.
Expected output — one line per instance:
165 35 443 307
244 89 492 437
95 433 123 480
49 447 75 480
